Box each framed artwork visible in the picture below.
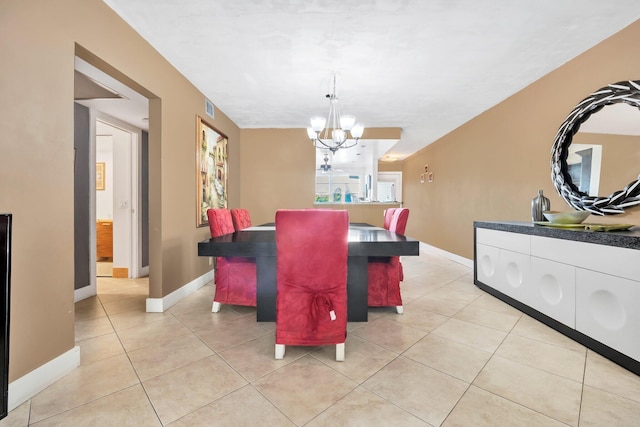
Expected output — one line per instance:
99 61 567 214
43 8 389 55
96 162 105 190
196 116 228 227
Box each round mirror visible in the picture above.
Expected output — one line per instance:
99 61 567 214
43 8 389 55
551 80 640 215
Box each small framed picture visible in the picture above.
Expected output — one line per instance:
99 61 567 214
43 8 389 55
428 172 434 183
420 173 425 184
96 162 105 190
424 164 429 173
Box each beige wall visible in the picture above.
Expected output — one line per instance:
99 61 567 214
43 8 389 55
0 0 239 380
403 19 640 260
378 161 403 172
239 129 315 224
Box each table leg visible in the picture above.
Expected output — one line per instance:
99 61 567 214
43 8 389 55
348 256 368 322
256 256 277 322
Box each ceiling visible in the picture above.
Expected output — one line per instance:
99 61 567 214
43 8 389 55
95 0 640 161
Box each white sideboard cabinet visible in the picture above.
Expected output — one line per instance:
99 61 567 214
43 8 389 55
474 221 640 375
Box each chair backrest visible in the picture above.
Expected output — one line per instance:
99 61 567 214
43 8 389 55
207 208 235 238
275 209 349 349
389 208 409 235
276 209 349 343
383 208 398 230
276 209 349 294
230 208 252 230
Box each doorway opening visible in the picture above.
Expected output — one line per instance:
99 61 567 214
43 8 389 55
74 55 150 302
95 117 146 280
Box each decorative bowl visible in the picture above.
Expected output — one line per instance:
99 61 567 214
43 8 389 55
542 210 590 224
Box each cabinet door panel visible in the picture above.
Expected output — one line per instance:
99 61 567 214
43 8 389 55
529 257 576 328
476 243 499 288
496 249 530 301
576 269 640 361
476 244 530 302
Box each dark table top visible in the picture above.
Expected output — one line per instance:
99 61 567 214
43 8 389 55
198 223 420 257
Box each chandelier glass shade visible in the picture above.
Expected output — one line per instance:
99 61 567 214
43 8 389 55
307 76 364 153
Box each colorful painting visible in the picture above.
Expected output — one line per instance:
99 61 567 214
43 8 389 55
196 116 228 227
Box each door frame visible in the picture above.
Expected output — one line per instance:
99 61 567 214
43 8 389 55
95 113 145 279
74 111 145 302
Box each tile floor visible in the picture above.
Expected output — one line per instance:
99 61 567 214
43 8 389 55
96 261 113 278
2 248 640 426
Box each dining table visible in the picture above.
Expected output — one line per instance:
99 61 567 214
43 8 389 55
197 222 420 322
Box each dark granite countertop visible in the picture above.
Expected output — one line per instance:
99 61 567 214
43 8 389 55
474 221 640 250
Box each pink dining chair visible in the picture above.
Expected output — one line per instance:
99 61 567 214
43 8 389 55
230 208 252 230
206 208 257 312
274 209 349 361
368 208 409 314
383 207 398 230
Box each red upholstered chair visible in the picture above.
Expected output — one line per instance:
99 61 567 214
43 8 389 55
389 208 409 235
368 208 409 314
207 208 234 237
381 207 408 281
206 208 257 312
230 208 252 230
274 209 349 361
383 208 398 230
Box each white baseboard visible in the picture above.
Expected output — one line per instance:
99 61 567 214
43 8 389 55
8 346 80 411
74 284 96 302
419 242 473 268
146 270 214 312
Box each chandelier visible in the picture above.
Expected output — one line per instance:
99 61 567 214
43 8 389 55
319 153 332 173
306 75 364 153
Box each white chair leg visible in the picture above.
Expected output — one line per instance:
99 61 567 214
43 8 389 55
336 343 345 362
275 344 285 360
212 301 222 313
395 305 404 314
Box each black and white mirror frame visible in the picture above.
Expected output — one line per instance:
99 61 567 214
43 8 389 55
551 80 640 215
